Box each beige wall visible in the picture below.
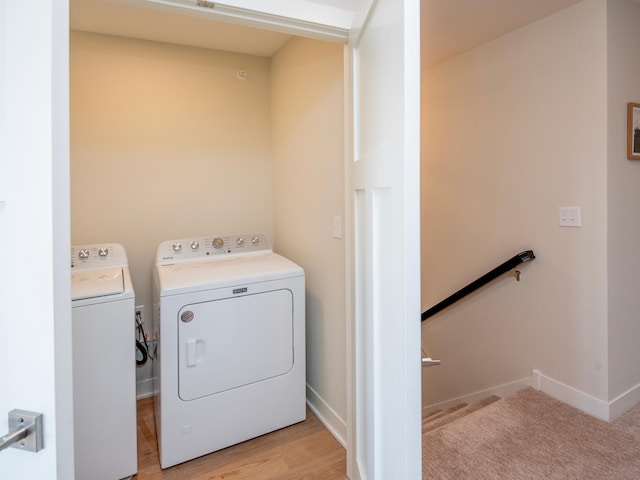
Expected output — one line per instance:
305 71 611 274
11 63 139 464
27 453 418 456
70 31 273 323
607 0 640 400
421 0 609 405
271 37 346 440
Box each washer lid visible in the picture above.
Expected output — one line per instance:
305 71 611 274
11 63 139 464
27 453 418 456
71 268 125 301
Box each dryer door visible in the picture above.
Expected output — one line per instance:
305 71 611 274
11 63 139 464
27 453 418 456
178 289 294 401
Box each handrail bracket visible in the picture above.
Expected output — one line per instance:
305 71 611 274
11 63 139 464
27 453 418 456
422 349 441 367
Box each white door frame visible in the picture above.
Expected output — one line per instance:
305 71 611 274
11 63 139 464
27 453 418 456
345 0 422 478
0 0 73 478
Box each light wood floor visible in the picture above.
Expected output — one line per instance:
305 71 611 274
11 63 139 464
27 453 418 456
134 397 348 480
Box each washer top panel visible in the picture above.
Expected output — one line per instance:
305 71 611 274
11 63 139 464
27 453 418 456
71 243 134 303
71 267 124 301
156 233 271 265
71 243 129 270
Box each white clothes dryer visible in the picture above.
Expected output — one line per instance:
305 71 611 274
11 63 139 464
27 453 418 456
71 243 137 480
152 233 305 469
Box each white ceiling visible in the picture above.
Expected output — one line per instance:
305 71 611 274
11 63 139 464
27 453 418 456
420 0 582 67
70 0 293 57
71 0 635 66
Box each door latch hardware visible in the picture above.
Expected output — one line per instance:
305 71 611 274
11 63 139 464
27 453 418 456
0 410 43 453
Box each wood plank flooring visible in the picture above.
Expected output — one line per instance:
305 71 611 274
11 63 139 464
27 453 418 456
134 397 348 479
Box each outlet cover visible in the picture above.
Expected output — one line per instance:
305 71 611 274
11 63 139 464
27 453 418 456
559 207 581 227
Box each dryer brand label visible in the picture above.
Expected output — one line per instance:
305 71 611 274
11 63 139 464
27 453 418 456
233 287 248 294
180 310 194 323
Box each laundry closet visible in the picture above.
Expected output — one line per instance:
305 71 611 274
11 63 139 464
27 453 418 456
69 1 348 457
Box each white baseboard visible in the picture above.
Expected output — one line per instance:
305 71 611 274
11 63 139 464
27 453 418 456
609 382 640 420
136 377 156 400
306 384 347 448
422 377 532 416
422 371 640 422
533 369 640 422
532 369 609 420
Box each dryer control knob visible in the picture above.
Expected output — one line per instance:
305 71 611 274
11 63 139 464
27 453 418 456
172 242 182 252
190 241 200 250
98 248 109 257
78 249 90 259
212 237 224 249
251 236 260 245
236 237 245 246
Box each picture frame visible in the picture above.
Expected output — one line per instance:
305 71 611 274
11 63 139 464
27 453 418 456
627 102 640 160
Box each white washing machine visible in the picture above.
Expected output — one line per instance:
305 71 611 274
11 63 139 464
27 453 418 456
71 243 137 480
153 233 305 469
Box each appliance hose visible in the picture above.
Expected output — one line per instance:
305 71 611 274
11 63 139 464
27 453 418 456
136 339 148 366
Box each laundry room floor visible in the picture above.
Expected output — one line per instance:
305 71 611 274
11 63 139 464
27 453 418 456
134 397 347 479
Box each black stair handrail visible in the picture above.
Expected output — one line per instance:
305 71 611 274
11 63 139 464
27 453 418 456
421 250 535 321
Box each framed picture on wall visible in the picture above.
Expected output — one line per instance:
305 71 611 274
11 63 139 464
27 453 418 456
627 102 640 160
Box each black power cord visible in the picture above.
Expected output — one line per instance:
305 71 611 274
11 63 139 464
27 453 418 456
135 339 148 366
135 310 154 366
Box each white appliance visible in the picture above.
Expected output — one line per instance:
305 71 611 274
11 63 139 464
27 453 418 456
153 233 305 469
71 243 137 480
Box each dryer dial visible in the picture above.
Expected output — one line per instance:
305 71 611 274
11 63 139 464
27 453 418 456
212 237 224 249
172 243 182 252
78 249 90 259
236 237 245 247
190 241 200 250
98 248 109 257
251 236 260 245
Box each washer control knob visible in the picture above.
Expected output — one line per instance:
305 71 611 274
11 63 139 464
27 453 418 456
251 236 260 245
98 247 109 257
78 249 90 259
236 237 245 246
190 241 200 250
172 242 182 252
212 237 224 249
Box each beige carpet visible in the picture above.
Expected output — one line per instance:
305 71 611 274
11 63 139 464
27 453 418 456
423 387 640 479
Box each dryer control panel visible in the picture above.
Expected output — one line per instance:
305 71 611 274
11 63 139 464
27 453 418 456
156 233 271 264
